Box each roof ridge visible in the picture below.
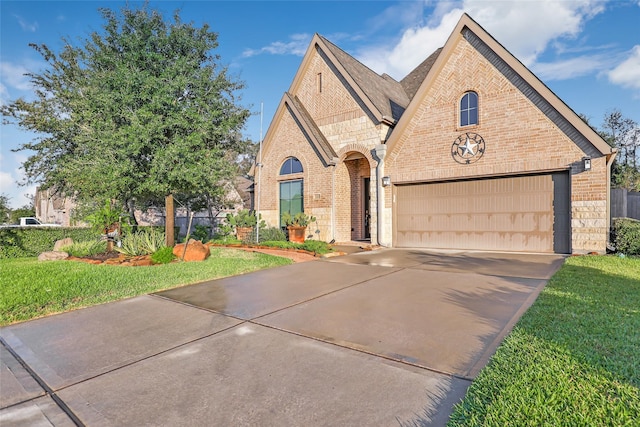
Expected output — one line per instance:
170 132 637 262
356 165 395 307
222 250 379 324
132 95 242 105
317 34 409 122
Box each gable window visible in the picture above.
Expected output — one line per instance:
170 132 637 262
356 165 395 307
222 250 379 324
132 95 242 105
460 91 478 126
280 157 303 175
279 157 304 226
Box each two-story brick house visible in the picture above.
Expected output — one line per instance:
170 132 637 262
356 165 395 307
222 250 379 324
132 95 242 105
253 14 616 254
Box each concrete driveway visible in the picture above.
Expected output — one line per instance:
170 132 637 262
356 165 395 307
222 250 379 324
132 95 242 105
1 249 565 426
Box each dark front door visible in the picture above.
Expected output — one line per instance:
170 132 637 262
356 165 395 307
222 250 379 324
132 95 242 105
364 178 371 239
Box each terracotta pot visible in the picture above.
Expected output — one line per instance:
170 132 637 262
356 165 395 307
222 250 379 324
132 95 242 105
236 226 254 241
287 226 306 243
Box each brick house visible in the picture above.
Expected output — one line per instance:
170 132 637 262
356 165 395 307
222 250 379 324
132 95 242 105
254 14 616 254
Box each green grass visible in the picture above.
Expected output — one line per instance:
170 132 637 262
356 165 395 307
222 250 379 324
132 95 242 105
0 247 292 326
448 255 640 426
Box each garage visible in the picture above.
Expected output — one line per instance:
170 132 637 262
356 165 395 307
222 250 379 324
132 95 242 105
393 173 571 253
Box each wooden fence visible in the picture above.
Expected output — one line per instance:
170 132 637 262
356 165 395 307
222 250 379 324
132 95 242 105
611 188 640 220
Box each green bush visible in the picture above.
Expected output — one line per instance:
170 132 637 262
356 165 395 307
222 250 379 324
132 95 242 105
116 228 166 256
243 227 286 244
0 227 97 259
60 240 108 257
151 246 175 264
190 224 211 242
613 218 640 256
258 240 332 255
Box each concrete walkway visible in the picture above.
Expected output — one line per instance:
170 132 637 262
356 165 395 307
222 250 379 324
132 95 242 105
1 249 565 426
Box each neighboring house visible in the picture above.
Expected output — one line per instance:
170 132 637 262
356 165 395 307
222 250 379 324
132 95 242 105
35 188 76 226
253 14 616 254
35 176 252 234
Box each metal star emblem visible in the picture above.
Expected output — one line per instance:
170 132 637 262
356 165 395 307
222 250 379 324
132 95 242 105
461 136 477 156
451 132 486 165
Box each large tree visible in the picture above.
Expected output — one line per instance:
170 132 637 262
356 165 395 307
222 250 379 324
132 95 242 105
2 5 250 221
600 110 640 191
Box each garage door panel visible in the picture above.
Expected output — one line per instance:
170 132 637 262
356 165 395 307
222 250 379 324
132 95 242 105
394 173 569 253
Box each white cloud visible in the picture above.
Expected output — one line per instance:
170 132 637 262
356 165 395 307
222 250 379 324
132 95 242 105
355 0 607 79
533 54 611 81
0 157 36 209
13 14 38 32
243 33 312 58
0 82 10 107
0 170 31 209
608 45 640 91
0 61 34 91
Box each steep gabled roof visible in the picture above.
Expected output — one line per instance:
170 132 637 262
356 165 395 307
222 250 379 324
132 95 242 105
284 92 338 166
317 35 410 122
401 48 442 101
386 13 614 158
288 34 410 124
259 92 339 169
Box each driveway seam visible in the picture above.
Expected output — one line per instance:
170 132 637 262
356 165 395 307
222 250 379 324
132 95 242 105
0 337 84 426
251 320 475 382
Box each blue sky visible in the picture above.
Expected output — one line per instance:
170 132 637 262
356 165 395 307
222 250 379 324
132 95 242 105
1 0 639 208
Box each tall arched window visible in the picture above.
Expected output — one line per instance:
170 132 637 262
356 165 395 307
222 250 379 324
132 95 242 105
279 157 303 226
460 91 478 126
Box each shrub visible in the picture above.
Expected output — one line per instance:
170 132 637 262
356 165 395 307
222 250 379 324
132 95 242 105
226 209 258 228
191 224 211 242
0 227 97 258
300 240 332 254
243 226 287 244
60 240 108 257
281 212 316 227
151 246 175 264
612 218 640 256
116 228 166 256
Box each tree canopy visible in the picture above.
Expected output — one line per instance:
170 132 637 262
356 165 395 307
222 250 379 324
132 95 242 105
2 5 250 216
600 110 639 191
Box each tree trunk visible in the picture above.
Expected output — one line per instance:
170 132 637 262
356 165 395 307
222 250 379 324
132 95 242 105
165 194 175 247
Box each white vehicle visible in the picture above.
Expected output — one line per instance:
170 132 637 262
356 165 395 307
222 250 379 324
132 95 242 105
0 217 62 228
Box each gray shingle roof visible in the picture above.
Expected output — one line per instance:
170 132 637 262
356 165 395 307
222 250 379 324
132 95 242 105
317 35 411 122
400 48 442 100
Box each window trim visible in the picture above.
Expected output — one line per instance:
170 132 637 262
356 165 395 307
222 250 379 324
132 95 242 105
459 91 479 127
279 157 303 175
279 179 304 228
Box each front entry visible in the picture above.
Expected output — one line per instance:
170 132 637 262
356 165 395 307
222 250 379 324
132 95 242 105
338 152 371 242
364 178 371 239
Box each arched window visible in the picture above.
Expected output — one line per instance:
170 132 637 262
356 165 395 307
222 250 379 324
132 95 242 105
279 157 303 175
279 157 303 226
460 91 478 127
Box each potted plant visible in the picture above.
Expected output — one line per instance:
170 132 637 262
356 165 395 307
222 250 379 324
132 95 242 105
226 209 259 241
282 212 316 243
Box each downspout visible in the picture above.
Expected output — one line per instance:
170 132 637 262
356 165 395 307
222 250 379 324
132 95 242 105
331 164 336 242
605 149 618 248
374 144 388 247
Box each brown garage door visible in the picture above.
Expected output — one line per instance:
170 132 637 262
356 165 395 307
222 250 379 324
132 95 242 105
394 173 570 253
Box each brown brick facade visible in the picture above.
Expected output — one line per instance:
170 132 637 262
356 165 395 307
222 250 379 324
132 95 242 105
255 15 613 253
385 37 610 252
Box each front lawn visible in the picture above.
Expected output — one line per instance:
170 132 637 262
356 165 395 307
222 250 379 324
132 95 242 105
448 255 640 426
0 247 291 326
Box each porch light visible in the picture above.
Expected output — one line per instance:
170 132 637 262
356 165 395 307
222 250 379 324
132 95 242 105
381 176 391 187
583 156 591 171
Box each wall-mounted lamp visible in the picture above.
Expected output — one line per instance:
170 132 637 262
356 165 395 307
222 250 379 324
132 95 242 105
381 176 391 187
583 156 591 171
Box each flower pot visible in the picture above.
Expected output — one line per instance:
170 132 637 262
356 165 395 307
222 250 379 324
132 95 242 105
236 226 253 241
287 225 306 243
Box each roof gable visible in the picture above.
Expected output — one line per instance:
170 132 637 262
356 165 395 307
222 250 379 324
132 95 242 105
260 92 338 168
289 34 409 124
386 13 613 157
